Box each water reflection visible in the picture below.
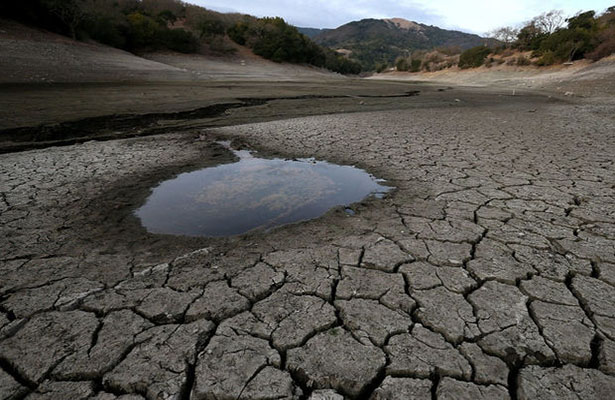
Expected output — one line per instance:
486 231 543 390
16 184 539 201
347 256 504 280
136 146 391 237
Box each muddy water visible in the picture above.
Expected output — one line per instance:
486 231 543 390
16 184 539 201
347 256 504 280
136 146 391 237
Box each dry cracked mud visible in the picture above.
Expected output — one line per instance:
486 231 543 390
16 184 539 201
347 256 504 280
1 85 615 400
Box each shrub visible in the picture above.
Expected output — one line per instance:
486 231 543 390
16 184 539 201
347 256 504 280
458 46 491 69
586 27 615 60
86 16 127 49
395 57 409 71
410 58 422 72
197 13 226 38
536 51 556 66
160 28 199 53
516 55 531 65
125 12 160 49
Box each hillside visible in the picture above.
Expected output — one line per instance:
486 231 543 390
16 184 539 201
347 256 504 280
313 18 491 70
297 27 331 38
0 0 361 75
370 55 615 98
0 18 342 84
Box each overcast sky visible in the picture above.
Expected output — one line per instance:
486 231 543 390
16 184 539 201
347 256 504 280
191 0 613 34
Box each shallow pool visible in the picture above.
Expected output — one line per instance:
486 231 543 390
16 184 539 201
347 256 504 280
136 145 391 237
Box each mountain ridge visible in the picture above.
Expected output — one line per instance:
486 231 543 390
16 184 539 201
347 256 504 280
308 17 490 70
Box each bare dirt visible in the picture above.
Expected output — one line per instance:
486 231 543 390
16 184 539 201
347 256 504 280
1 19 615 400
371 55 615 98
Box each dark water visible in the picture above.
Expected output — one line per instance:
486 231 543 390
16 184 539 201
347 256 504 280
136 146 391 237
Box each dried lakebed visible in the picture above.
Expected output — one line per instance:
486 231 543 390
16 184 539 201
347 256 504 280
1 90 615 400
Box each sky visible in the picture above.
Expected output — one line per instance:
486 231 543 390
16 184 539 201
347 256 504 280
191 0 614 34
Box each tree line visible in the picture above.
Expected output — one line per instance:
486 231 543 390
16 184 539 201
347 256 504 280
391 7 614 73
227 17 361 74
489 7 615 65
0 0 362 74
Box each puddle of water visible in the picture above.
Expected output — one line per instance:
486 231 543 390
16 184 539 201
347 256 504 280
136 145 392 237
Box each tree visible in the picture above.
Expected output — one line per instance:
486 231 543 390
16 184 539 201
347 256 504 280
533 10 565 33
516 22 546 50
42 0 90 39
197 13 226 38
488 26 518 46
395 57 409 71
567 10 597 30
458 46 490 68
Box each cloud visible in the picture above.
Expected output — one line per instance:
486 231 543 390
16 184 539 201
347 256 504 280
192 0 614 34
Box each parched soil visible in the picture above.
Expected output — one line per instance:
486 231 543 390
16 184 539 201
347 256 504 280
2 18 615 400
372 55 615 98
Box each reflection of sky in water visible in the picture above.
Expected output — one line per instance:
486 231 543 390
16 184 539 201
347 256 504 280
136 150 391 237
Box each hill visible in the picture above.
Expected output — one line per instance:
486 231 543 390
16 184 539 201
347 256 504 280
297 27 331 38
0 0 361 74
0 17 342 84
312 18 491 70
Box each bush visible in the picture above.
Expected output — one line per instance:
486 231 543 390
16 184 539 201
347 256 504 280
516 55 531 65
197 13 226 38
458 46 491 69
160 28 199 53
586 27 615 60
410 58 422 72
86 16 127 49
536 51 556 66
395 57 409 71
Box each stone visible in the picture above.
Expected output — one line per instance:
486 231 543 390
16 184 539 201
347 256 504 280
287 329 386 397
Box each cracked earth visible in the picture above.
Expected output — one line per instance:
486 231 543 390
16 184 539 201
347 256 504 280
1 89 615 400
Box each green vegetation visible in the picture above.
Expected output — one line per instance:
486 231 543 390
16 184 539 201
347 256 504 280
458 46 491 68
313 18 490 71
0 0 361 74
227 17 362 74
512 7 615 63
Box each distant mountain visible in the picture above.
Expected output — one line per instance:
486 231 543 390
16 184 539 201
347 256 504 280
297 27 331 38
312 18 491 70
